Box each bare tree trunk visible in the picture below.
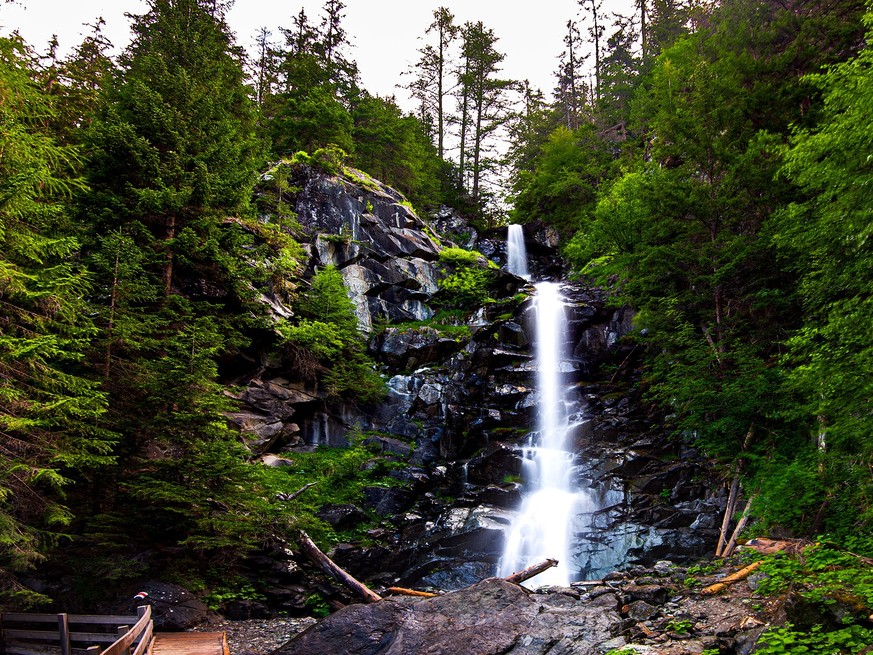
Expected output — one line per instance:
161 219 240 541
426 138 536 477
715 477 739 557
723 495 756 558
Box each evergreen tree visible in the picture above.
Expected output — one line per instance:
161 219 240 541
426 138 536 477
350 93 441 209
50 19 115 145
580 0 605 101
80 0 271 567
564 0 867 535
0 34 114 607
406 7 458 160
280 266 385 404
455 21 514 221
554 20 587 130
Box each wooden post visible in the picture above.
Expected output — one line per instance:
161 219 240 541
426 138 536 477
723 495 756 558
58 613 71 655
117 625 131 655
296 531 382 603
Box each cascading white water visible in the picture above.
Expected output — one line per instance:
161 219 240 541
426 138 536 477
506 224 530 279
497 281 593 586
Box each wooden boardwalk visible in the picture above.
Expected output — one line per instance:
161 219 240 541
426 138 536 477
150 632 229 655
1 607 228 655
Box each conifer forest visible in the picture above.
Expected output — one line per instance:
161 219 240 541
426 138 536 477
1 0 872 652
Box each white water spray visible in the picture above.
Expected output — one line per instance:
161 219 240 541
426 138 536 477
498 282 588 586
506 224 530 279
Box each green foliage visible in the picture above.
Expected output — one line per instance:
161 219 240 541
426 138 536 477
280 265 385 404
770 7 873 537
435 247 495 308
388 309 472 339
350 93 442 210
439 247 488 267
204 579 266 611
754 544 873 611
256 437 405 545
0 34 115 606
756 624 873 655
511 124 613 234
665 619 693 635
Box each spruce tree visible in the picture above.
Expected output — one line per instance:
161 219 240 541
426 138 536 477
0 34 114 607
80 0 270 567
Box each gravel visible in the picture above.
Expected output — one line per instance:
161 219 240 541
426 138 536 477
193 617 317 655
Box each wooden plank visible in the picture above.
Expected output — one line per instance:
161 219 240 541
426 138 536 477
3 628 64 641
5 647 55 655
2 613 141 626
2 613 65 623
2 629 120 644
150 633 228 655
116 625 131 655
131 624 153 655
67 617 141 626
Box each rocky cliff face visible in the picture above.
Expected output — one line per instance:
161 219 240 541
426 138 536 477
226 163 725 607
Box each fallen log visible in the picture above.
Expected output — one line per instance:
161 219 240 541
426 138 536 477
742 537 812 556
296 531 382 603
700 560 761 595
503 559 559 585
386 587 439 598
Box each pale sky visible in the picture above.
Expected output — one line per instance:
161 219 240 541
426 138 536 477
1 0 637 108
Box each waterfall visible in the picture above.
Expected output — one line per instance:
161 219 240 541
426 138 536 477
506 224 530 279
497 281 593 586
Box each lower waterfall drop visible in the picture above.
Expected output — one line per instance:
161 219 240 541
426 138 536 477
497 281 593 586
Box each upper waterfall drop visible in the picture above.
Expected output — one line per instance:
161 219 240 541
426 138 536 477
506 224 530 279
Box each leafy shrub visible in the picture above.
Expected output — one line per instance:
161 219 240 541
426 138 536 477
436 248 496 309
756 624 873 655
280 265 385 403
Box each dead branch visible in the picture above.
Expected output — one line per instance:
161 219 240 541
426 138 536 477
723 495 756 558
386 587 439 598
296 531 382 603
277 482 317 502
701 560 762 595
503 559 559 585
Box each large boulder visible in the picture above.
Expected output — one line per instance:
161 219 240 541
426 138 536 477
274 578 622 655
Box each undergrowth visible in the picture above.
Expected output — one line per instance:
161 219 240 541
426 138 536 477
750 541 873 654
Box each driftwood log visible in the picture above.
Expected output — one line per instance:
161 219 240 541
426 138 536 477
700 560 761 595
296 531 382 603
503 559 559 585
387 587 439 598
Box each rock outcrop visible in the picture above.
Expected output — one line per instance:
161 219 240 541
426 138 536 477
224 162 725 606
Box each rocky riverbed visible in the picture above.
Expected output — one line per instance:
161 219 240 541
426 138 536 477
206 556 782 655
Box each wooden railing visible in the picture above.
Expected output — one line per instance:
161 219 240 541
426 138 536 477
0 605 153 655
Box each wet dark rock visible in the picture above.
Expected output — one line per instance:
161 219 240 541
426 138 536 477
362 487 415 516
317 504 368 530
222 599 271 620
623 584 670 606
625 599 659 620
138 581 209 630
